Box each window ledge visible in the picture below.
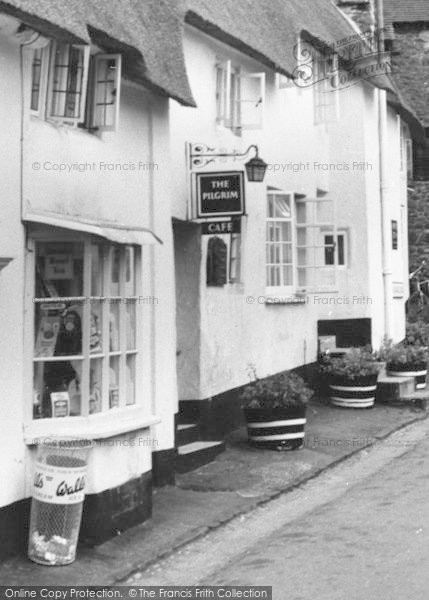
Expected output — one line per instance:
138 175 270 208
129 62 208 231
23 407 161 445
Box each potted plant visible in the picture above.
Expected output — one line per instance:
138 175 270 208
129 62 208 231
383 342 428 390
321 347 381 408
240 367 313 450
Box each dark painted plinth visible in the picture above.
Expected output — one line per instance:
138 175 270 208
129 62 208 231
0 499 30 561
80 471 152 546
152 449 176 487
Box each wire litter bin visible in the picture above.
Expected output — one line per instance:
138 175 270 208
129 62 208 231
28 438 94 566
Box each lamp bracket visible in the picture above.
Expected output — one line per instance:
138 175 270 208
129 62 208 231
188 143 258 170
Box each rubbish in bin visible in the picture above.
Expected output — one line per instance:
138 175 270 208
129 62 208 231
28 438 94 566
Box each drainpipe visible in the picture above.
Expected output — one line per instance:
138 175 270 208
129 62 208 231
376 0 393 339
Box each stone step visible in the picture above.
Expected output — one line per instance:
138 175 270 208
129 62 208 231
176 440 226 474
392 389 429 410
376 376 416 403
176 423 200 446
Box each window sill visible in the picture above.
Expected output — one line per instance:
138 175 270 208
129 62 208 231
262 292 307 305
24 406 161 445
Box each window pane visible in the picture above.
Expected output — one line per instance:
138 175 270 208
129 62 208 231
324 235 335 265
35 301 83 358
338 235 345 265
273 195 291 218
109 301 120 351
90 301 103 354
282 243 293 264
280 222 292 242
126 300 136 351
33 360 81 419
36 242 84 298
126 355 136 406
110 246 120 296
124 246 135 296
91 244 103 296
31 48 43 111
89 358 103 415
109 356 120 408
283 266 293 285
296 202 307 224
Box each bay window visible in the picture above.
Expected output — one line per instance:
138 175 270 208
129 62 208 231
266 192 294 290
32 237 141 420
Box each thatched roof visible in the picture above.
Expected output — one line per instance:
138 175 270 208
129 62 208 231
384 0 429 24
185 0 424 138
0 0 196 106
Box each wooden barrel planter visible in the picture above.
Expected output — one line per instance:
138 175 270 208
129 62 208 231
329 374 378 408
244 406 306 450
387 363 427 390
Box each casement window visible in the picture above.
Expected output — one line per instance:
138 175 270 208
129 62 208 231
229 233 242 283
405 139 413 179
90 54 122 131
32 238 141 420
266 192 294 290
324 232 346 267
206 233 242 286
266 192 337 293
48 42 90 123
30 42 122 131
216 59 265 131
296 197 336 290
313 51 339 125
30 45 50 115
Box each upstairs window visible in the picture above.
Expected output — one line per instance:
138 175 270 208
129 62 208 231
313 51 339 125
48 42 90 123
216 59 265 132
30 42 122 132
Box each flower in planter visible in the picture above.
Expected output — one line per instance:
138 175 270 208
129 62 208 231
405 321 429 347
377 338 428 369
240 368 313 409
320 347 380 382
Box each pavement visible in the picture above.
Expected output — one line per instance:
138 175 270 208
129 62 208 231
0 397 428 586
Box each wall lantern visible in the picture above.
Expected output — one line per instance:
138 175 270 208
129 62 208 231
189 143 268 183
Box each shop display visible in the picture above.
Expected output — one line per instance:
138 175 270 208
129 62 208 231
50 392 70 418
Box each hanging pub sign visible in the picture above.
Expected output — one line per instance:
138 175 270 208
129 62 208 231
201 219 241 235
194 171 245 219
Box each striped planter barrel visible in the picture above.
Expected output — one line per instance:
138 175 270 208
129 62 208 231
244 406 306 450
329 374 378 408
387 363 427 390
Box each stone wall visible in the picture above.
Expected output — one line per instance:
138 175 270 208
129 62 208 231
408 181 429 274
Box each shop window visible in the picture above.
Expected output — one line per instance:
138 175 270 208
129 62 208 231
216 59 265 131
266 192 337 293
313 50 339 125
30 42 122 130
33 239 140 419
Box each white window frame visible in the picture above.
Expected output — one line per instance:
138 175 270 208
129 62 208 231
229 232 242 283
216 59 265 132
28 232 143 425
30 44 51 117
296 197 337 292
322 230 347 268
266 191 296 295
313 50 339 125
90 53 122 132
46 41 90 125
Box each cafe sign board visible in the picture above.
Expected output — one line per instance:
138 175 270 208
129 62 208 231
201 219 241 235
194 171 245 219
